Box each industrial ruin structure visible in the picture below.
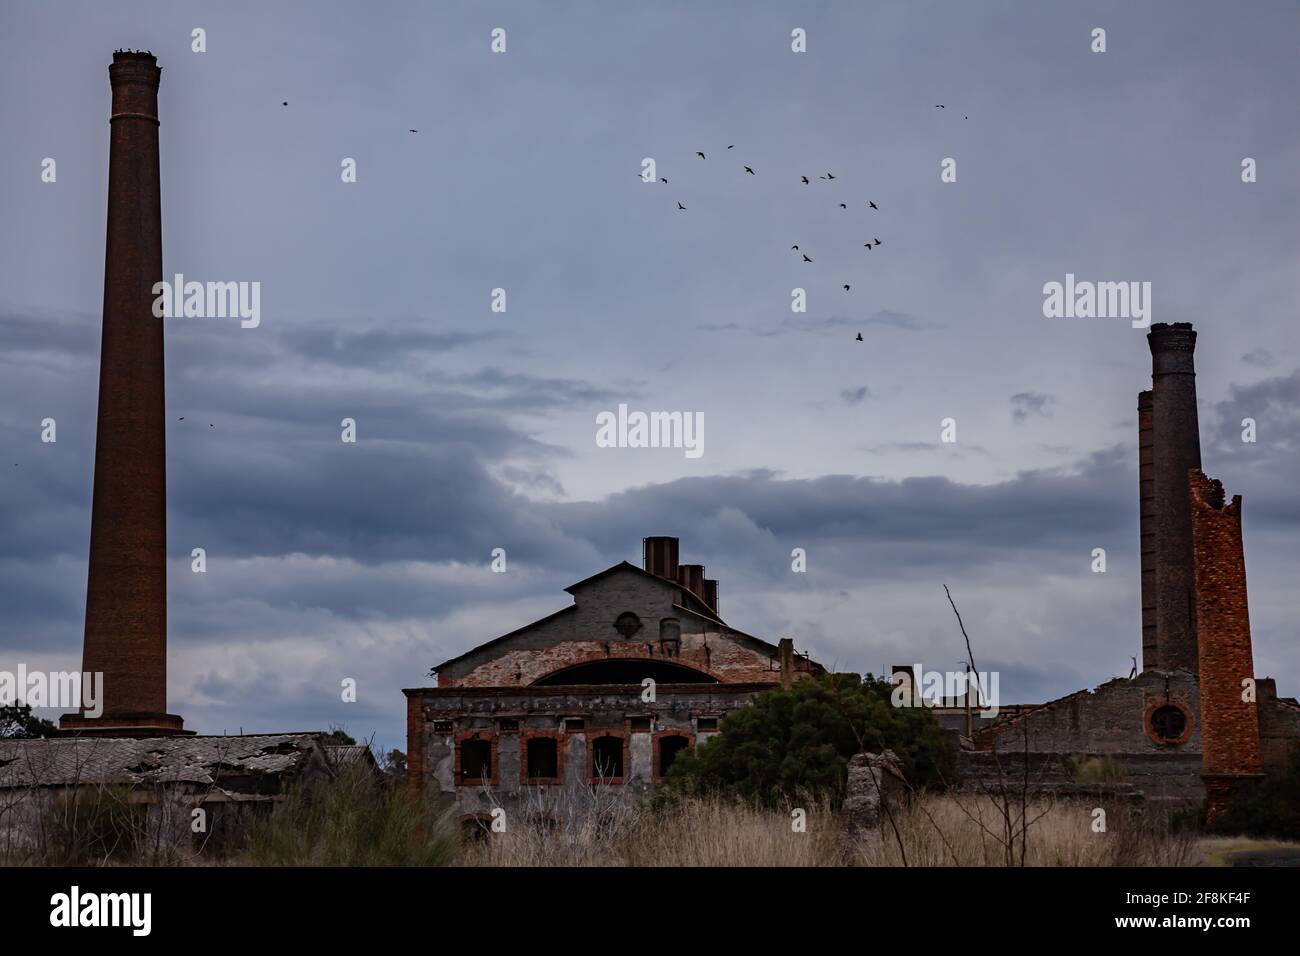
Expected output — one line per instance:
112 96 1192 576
409 324 1300 823
966 323 1300 819
16 52 1296 847
59 51 184 738
404 538 823 816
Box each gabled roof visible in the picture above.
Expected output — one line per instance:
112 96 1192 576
433 560 727 674
432 605 578 673
565 560 724 625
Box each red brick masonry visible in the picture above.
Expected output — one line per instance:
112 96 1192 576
1189 469 1263 822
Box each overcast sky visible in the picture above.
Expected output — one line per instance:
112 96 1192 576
1 1 1297 755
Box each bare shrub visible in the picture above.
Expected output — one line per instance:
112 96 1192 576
848 794 1199 867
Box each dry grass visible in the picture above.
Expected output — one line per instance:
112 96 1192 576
460 790 1198 867
465 792 840 867
851 794 1199 866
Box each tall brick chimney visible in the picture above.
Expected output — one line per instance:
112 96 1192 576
1137 389 1157 671
60 52 187 737
1188 470 1263 823
1147 322 1201 674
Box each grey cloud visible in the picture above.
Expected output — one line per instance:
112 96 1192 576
1010 392 1055 424
1242 348 1274 368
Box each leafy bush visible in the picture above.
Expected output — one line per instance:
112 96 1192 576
660 673 953 807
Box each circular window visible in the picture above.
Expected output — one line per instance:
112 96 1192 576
1147 703 1191 745
613 612 642 638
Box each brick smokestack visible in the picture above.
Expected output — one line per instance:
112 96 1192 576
61 53 186 737
1188 470 1263 823
1147 322 1201 674
1137 389 1157 671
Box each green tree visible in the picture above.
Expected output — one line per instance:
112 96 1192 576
0 702 57 739
661 673 953 807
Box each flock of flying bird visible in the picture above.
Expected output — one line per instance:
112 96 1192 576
651 107 966 341
651 143 888 340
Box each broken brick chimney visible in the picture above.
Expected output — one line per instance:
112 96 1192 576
1188 469 1263 822
60 52 187 737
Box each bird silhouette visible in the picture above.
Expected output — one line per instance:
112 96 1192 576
935 104 945 108
409 129 418 133
1129 656 1138 680
800 176 810 184
744 166 755 175
696 151 706 159
178 417 184 421
802 254 813 262
873 238 882 246
282 101 288 106
839 203 847 209
791 245 799 250
843 284 851 291
855 333 863 342
820 173 836 180
868 201 878 210
727 144 735 149
660 177 668 183
863 244 872 251
677 202 686 210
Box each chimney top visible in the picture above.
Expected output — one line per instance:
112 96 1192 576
643 536 680 581
1148 323 1197 352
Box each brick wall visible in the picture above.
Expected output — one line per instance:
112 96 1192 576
402 683 770 816
1188 470 1263 821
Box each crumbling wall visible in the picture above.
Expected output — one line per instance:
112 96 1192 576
971 671 1201 756
1256 680 1300 772
404 683 762 816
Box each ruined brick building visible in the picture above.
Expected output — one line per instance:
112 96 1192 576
965 323 1300 819
408 325 1300 823
404 538 823 816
